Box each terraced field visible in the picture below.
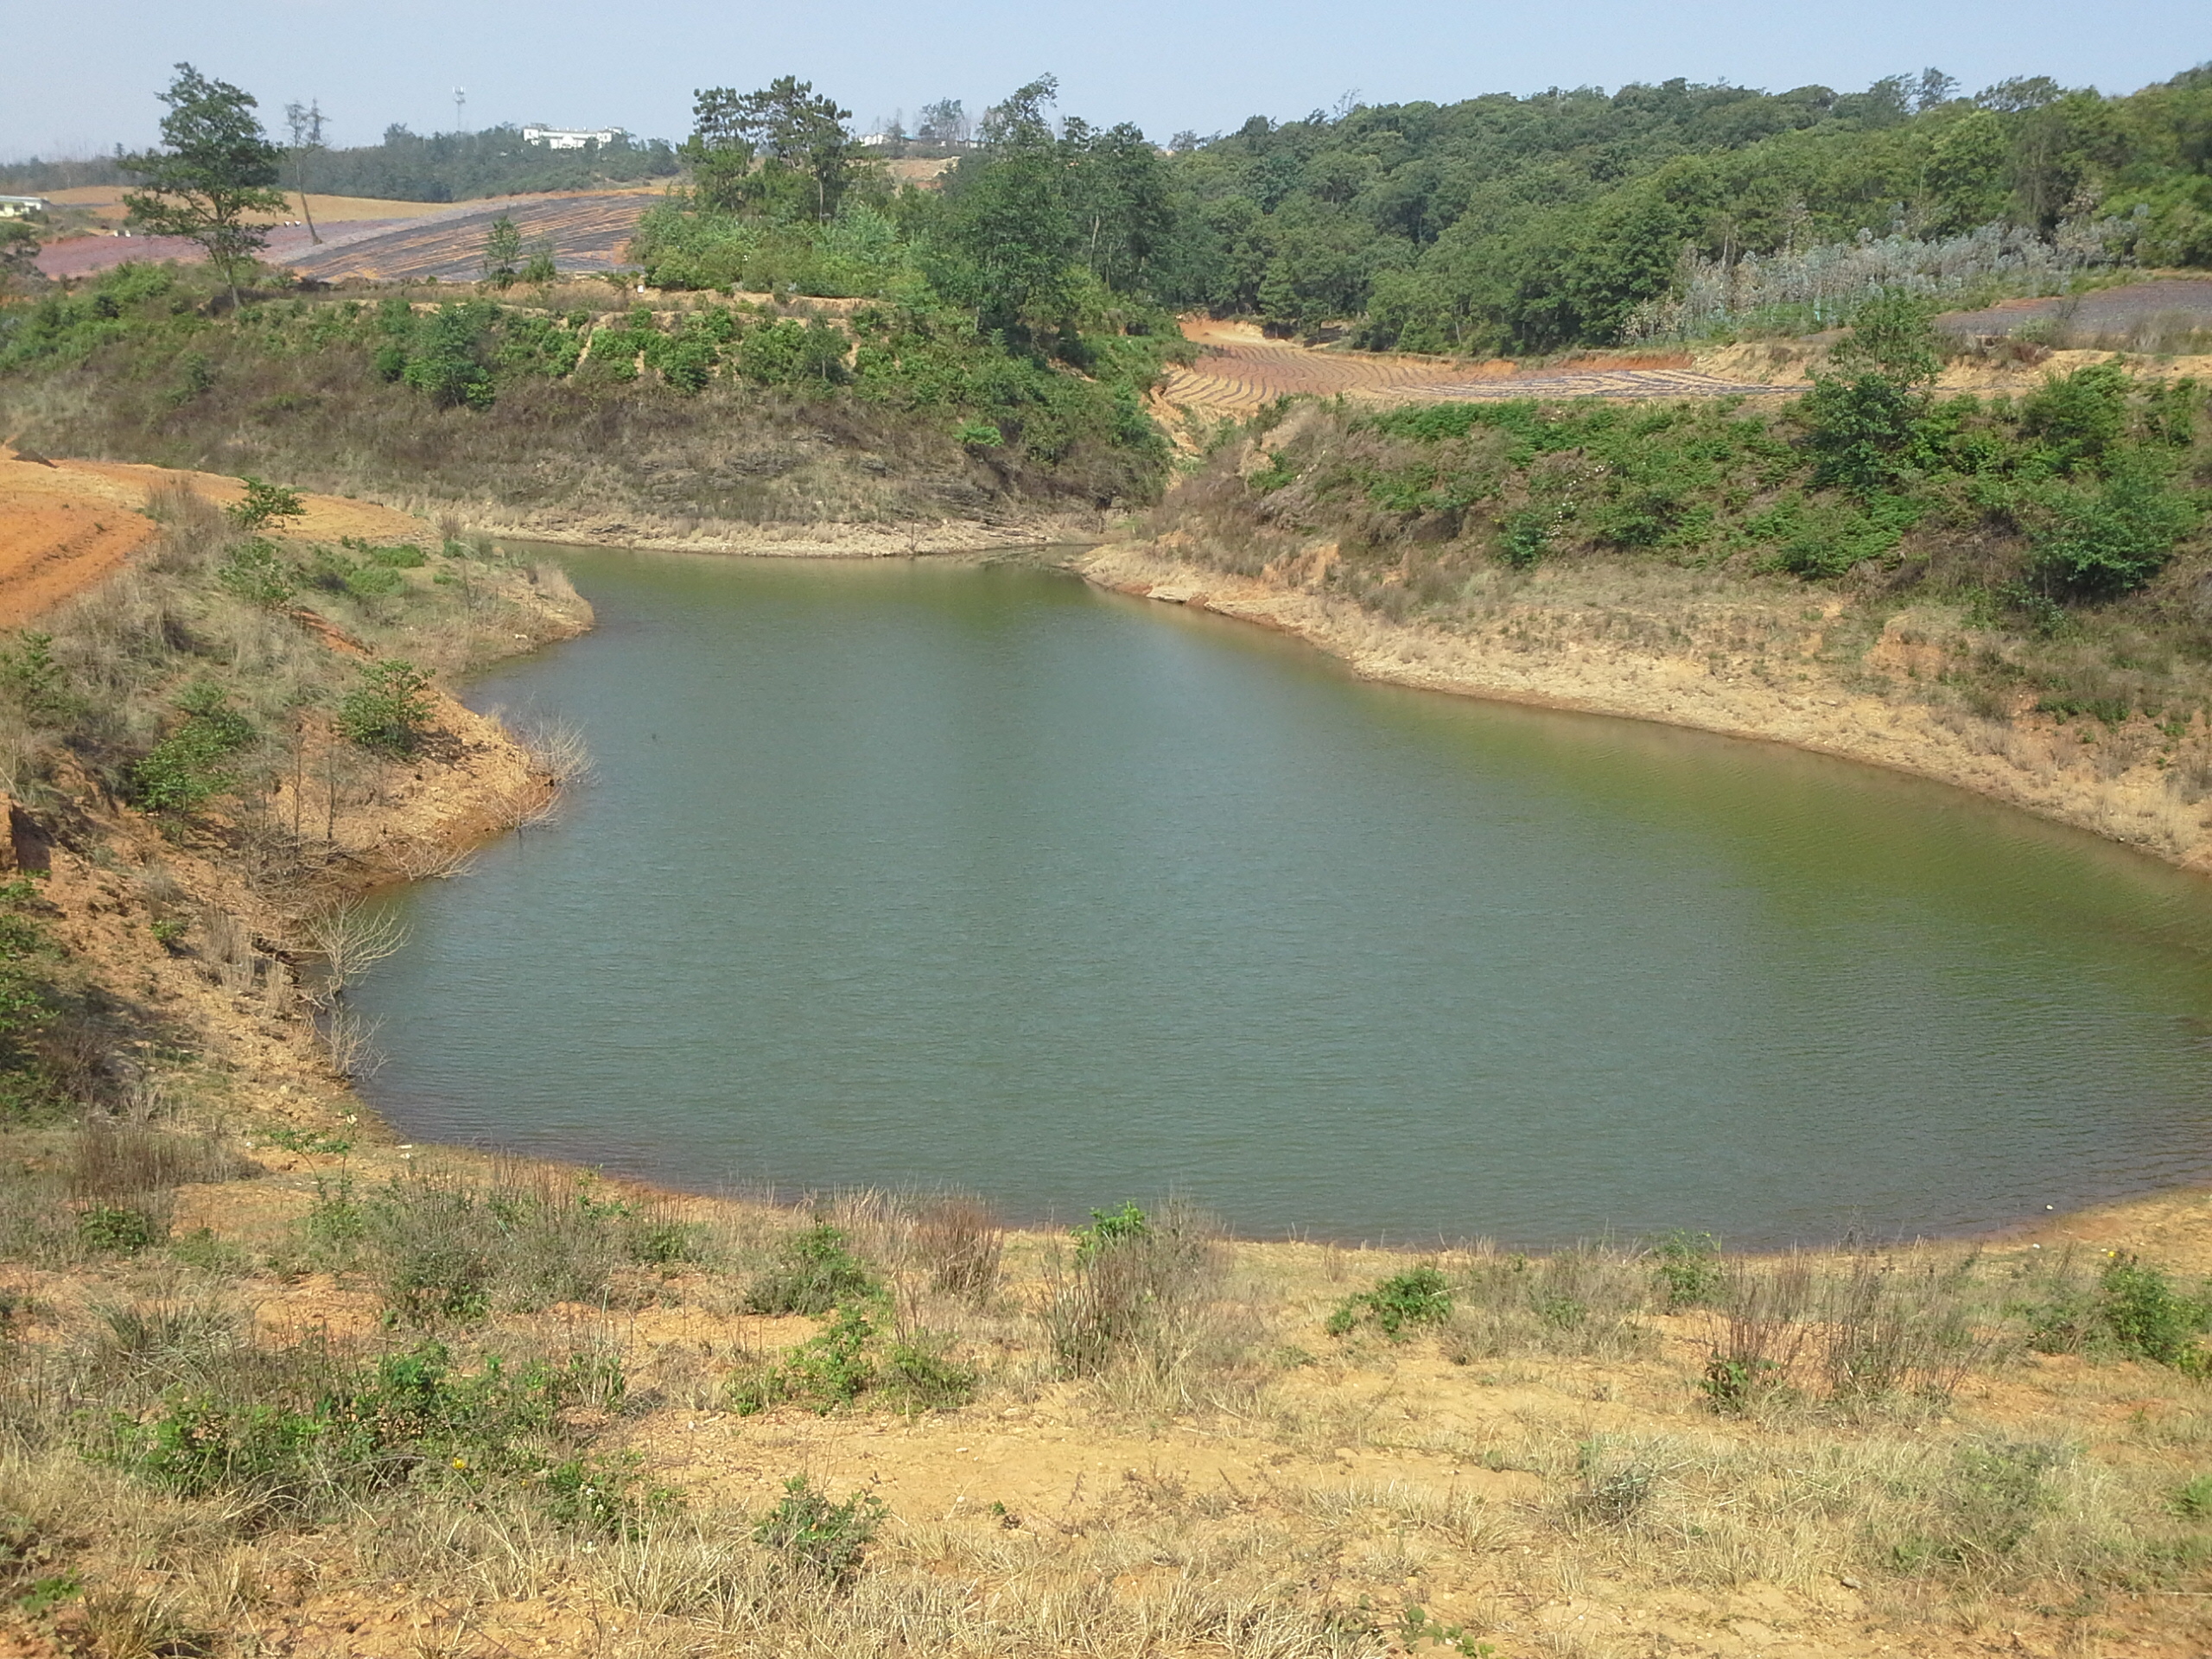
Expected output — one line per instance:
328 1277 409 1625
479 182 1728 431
288 191 657 283
1160 327 1796 420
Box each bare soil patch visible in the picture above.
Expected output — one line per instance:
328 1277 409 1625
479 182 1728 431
0 444 431 627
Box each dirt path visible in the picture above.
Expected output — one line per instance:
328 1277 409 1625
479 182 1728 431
0 445 430 628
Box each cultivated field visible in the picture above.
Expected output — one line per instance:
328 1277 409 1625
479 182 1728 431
1158 323 1798 423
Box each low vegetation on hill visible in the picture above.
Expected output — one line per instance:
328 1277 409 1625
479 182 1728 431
1154 300 2210 727
0 260 1173 525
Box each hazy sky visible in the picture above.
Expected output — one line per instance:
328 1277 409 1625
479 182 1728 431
4 0 2204 160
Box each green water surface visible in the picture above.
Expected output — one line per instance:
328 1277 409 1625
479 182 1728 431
352 548 2212 1244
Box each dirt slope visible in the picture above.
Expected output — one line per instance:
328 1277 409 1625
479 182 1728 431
0 445 430 628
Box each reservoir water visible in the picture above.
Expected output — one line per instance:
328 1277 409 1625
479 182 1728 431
353 548 2212 1245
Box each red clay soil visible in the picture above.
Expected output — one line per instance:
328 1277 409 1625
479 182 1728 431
0 445 429 628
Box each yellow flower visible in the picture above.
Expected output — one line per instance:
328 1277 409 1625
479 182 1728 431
453 1456 467 1471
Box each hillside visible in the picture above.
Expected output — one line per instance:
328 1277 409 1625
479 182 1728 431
0 263 1177 547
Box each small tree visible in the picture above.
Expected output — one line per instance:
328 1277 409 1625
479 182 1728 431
684 77 864 221
283 99 327 245
338 659 435 758
119 64 288 311
481 214 523 288
227 475 306 531
1802 290 1943 496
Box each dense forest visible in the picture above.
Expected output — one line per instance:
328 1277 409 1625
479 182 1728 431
629 64 2212 356
1162 67 2212 350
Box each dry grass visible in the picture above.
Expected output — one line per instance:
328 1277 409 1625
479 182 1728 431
3 1136 2212 1655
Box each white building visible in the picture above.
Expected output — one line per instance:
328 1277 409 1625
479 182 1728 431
522 125 624 150
0 196 51 219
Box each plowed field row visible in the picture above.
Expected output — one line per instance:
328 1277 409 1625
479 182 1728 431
1161 338 1791 419
288 193 654 283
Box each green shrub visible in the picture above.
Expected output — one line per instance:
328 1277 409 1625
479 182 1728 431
398 304 497 410
730 1304 876 1414
729 1303 976 1417
2029 464 2199 599
743 1223 877 1316
336 659 435 758
880 1333 978 1410
542 1452 680 1537
2018 359 2133 475
1071 1201 1149 1263
1700 1352 1779 1414
2026 1251 2212 1372
128 682 255 816
77 1205 160 1255
753 1475 886 1584
349 539 427 569
343 564 404 601
1939 1440 2063 1564
1497 509 1549 568
2173 1473 2212 1519
1571 1440 1657 1525
297 1174 366 1268
2099 1254 2212 1373
260 1125 353 1156
1326 1265 1453 1339
1748 489 1923 578
214 538 296 608
168 1227 248 1275
1041 1201 1220 1376
1651 1231 1725 1309
109 1338 643 1526
0 632 77 724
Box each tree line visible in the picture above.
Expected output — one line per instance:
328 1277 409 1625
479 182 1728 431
635 62 2210 357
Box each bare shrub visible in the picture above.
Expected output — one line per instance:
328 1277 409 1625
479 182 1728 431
1820 1253 1989 1402
1039 1202 1255 1410
304 901 408 999
1701 1259 1818 1412
69 1122 250 1200
140 480 226 574
316 1005 385 1080
1442 1243 1656 1363
912 1191 1004 1303
516 712 594 785
394 842 478 881
348 1163 700 1324
200 905 257 995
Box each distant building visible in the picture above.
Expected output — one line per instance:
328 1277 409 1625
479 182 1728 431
522 125 624 150
0 196 51 219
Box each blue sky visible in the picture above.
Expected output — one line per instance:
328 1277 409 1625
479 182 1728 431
4 0 2204 161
